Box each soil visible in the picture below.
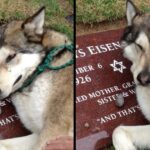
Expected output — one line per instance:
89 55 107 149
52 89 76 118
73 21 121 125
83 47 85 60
76 18 126 36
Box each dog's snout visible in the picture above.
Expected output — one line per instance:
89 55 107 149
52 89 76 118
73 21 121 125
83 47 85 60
137 71 150 85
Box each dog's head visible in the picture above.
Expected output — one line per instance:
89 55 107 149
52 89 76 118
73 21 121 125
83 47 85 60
0 7 70 99
122 0 150 86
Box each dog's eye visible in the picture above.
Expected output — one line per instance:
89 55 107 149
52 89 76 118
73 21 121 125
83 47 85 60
6 54 16 63
136 43 144 52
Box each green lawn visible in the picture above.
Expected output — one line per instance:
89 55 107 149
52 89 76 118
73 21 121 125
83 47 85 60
76 0 150 24
0 0 73 40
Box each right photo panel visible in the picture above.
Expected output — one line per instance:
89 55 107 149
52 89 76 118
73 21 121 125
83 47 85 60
76 0 150 150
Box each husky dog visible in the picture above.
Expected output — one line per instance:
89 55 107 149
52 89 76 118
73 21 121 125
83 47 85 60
112 0 150 150
0 7 73 150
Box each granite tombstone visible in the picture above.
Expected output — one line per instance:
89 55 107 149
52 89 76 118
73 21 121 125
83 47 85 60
76 29 149 150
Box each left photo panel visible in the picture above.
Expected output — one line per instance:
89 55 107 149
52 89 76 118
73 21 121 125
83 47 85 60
0 0 74 150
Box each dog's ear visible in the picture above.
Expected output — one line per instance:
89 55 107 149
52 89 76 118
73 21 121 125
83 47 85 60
126 0 138 26
22 7 45 35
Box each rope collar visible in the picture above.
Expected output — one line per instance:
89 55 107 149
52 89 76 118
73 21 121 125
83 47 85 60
18 44 74 92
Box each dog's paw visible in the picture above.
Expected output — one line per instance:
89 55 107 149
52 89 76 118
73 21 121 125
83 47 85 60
112 126 136 150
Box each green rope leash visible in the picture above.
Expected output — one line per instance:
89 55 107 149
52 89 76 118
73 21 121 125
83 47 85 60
18 44 74 92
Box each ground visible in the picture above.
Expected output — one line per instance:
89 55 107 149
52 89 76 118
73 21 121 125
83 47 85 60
77 18 126 36
77 0 150 36
77 0 150 24
0 0 73 40
76 1 150 150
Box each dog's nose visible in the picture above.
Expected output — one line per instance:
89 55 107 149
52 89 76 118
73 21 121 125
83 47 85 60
137 71 150 85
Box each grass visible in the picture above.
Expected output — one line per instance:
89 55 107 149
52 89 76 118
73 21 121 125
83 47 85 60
76 0 150 24
0 0 73 40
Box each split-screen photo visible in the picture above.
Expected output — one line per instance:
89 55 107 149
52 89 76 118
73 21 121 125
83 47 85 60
0 0 149 150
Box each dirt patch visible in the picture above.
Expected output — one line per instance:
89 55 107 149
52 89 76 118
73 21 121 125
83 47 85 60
77 18 126 36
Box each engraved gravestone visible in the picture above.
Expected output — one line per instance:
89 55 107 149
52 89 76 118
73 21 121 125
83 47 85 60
0 97 30 139
76 29 149 150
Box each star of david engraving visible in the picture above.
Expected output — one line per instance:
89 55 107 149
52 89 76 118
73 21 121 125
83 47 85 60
110 60 126 73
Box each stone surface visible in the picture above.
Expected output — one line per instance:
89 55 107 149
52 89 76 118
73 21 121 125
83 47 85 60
0 97 30 139
76 29 149 150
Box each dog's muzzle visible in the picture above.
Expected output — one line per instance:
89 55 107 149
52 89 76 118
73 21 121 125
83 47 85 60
137 70 150 86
